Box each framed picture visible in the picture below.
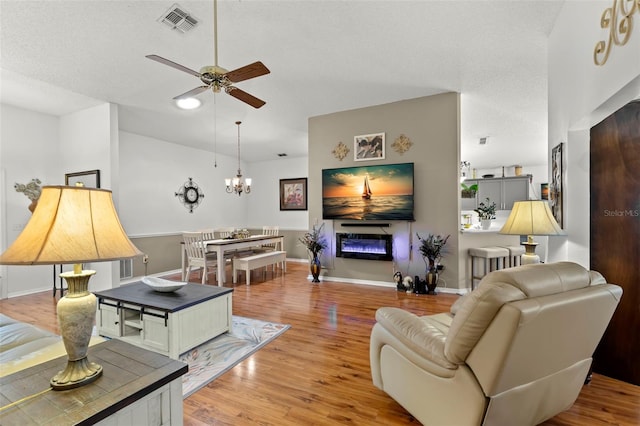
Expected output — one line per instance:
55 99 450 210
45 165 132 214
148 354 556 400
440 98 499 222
354 133 385 161
65 169 101 188
280 178 307 211
550 143 563 228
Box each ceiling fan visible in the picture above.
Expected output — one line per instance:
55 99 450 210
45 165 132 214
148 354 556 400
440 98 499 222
146 0 270 108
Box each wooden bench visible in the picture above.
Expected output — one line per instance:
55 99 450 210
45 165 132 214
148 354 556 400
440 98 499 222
232 251 287 285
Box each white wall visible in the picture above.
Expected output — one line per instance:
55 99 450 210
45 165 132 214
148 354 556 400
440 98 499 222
118 130 248 236
245 157 309 230
0 104 61 296
548 1 640 266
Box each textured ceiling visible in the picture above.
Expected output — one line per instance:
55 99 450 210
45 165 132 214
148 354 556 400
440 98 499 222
0 0 564 168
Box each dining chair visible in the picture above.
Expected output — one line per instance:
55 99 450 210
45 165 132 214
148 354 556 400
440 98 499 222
182 231 217 284
197 228 218 262
215 227 235 239
252 226 281 271
215 227 242 262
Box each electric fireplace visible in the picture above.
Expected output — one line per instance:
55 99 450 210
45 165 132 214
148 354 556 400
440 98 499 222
336 233 393 261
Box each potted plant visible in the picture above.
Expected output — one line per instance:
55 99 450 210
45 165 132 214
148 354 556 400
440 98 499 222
299 223 328 283
460 182 478 198
474 198 497 230
416 233 450 294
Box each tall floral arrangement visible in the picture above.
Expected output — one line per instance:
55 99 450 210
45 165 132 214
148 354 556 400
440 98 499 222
417 233 450 266
299 223 328 256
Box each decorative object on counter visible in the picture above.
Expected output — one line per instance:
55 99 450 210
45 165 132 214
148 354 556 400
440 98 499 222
482 174 494 178
550 142 563 228
500 200 566 264
462 214 472 229
541 183 549 200
0 185 142 390
416 233 450 294
279 177 308 211
391 134 413 155
225 121 251 196
460 182 478 198
14 178 42 213
332 141 350 160
175 177 205 213
299 223 328 283
354 132 385 161
474 198 497 230
514 165 523 176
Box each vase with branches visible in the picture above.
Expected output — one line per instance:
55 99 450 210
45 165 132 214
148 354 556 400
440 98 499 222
416 233 450 294
299 223 327 282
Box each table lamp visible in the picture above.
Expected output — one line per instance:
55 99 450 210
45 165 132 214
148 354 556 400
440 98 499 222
499 200 566 264
0 185 142 390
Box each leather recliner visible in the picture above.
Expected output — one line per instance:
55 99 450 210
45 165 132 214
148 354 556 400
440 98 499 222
370 262 622 425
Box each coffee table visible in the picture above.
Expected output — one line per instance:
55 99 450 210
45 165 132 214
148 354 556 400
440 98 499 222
95 281 232 359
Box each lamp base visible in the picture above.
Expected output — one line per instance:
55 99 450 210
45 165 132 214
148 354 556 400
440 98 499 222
52 269 103 391
521 238 540 265
50 357 103 390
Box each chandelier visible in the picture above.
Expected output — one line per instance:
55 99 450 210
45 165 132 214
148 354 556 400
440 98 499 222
225 121 251 196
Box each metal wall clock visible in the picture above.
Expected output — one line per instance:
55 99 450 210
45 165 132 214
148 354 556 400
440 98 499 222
175 177 204 213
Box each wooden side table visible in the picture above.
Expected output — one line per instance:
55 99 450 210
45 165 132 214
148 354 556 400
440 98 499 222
0 339 187 425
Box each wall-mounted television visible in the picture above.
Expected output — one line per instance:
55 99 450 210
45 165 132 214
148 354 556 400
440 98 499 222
322 162 414 221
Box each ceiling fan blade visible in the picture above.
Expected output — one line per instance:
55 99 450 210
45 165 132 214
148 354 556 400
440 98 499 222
173 86 210 100
226 87 266 109
146 54 201 77
225 61 270 83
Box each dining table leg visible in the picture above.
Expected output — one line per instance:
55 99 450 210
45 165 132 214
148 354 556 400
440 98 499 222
217 247 225 286
181 246 187 281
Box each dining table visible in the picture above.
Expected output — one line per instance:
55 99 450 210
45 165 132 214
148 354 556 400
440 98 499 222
181 234 284 286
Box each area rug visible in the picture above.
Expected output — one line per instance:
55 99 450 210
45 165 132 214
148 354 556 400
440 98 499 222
180 315 290 398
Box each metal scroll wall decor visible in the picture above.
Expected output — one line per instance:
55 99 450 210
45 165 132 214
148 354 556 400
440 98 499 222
594 0 639 65
175 177 205 213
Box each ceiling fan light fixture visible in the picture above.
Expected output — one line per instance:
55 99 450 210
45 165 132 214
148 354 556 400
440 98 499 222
175 97 202 110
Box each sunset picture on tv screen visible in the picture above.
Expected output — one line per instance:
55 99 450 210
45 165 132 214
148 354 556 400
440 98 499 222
322 163 414 221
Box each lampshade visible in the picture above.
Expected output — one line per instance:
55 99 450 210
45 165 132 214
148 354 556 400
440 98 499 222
0 185 142 390
499 200 565 265
0 185 142 265
499 200 566 237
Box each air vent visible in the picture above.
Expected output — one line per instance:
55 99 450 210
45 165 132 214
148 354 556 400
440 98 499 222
158 3 199 34
479 137 488 145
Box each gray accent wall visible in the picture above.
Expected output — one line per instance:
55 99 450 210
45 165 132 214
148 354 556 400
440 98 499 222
308 93 462 288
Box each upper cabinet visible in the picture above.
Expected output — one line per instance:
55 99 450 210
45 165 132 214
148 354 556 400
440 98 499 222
461 175 530 211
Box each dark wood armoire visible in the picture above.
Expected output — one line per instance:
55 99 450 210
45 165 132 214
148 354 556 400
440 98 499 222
590 100 640 386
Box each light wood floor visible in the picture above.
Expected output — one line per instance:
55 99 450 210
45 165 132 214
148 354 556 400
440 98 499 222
1 262 638 425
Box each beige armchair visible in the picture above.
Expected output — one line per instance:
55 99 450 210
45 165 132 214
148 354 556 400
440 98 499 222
370 262 622 426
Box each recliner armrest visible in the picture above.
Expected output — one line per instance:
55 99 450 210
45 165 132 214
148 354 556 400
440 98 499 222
375 307 457 369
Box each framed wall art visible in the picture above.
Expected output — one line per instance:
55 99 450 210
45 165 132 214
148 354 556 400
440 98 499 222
354 133 385 161
280 177 307 211
550 143 563 227
65 169 101 188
